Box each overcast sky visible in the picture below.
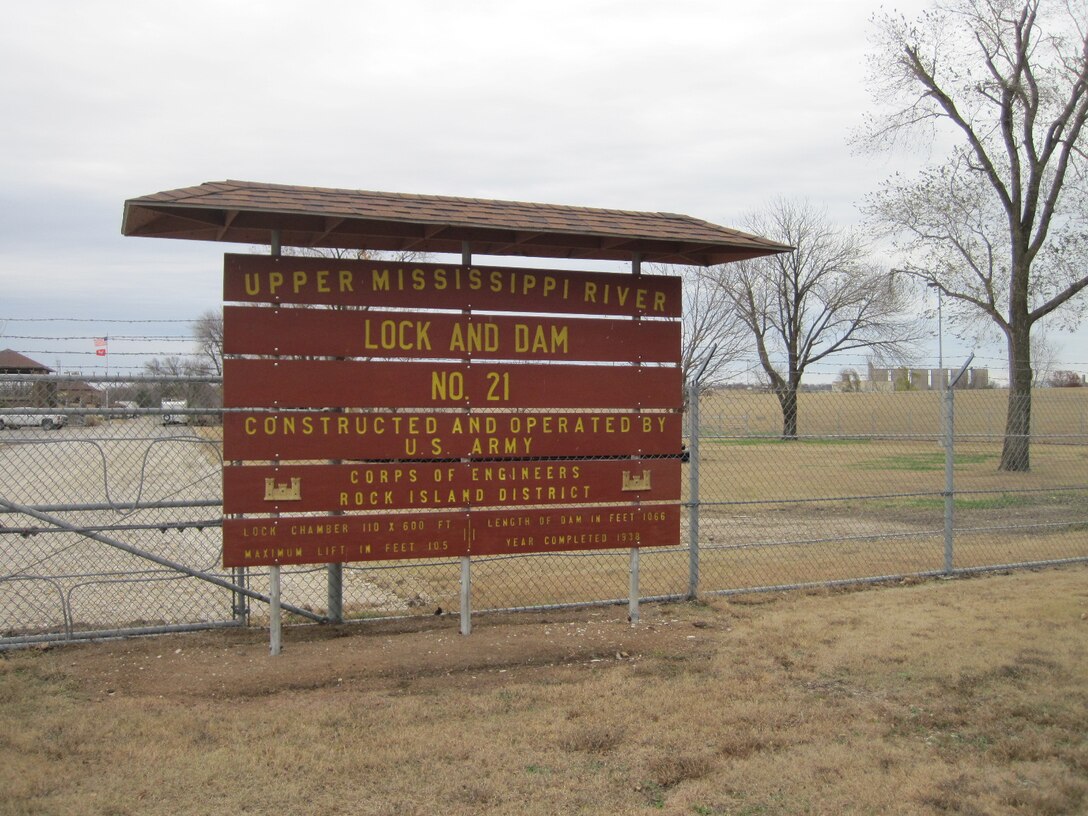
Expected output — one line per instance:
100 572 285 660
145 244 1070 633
2 0 1077 381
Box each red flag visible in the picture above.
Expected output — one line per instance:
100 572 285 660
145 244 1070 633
96 348 107 357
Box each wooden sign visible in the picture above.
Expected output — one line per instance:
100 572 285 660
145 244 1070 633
224 359 682 410
469 504 680 556
222 504 678 566
223 511 470 567
222 255 684 567
223 305 680 363
223 410 683 460
224 254 682 318
224 458 682 513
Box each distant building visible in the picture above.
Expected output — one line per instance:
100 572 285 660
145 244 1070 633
0 348 51 375
0 350 102 407
0 349 56 407
866 363 990 392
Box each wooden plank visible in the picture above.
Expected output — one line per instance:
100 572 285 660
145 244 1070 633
223 305 680 363
469 504 680 556
224 254 682 317
222 511 470 567
223 458 682 514
221 504 679 567
223 359 682 410
222 410 682 460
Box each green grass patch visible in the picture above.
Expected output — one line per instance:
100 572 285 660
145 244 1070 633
883 493 1062 511
859 452 994 471
703 437 873 447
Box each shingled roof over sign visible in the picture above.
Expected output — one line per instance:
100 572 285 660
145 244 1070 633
122 180 790 267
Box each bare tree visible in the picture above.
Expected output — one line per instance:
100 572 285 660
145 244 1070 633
1031 326 1061 386
649 264 748 407
712 199 915 438
143 355 220 410
1048 369 1084 387
839 368 863 392
859 0 1088 471
193 309 223 376
274 246 431 264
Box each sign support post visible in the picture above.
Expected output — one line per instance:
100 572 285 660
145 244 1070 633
460 557 472 635
267 233 284 656
459 241 473 636
269 564 282 655
629 253 643 624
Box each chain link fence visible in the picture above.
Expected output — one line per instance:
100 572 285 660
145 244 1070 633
2 374 1086 647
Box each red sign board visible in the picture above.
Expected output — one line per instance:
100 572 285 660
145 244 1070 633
224 254 682 318
223 305 680 363
222 504 678 566
223 458 681 514
221 255 684 568
223 410 682 460
224 359 682 410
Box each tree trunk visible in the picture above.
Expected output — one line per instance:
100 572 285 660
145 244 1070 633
999 323 1032 472
776 386 798 439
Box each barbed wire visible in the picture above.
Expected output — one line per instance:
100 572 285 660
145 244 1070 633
11 350 204 358
3 335 194 342
0 318 198 323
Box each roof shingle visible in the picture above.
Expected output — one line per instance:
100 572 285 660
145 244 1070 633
122 180 789 266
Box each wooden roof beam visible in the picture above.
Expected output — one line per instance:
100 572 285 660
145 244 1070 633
308 217 347 247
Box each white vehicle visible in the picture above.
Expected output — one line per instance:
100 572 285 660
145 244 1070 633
0 410 69 430
161 400 189 425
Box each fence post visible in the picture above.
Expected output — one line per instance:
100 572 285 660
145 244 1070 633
460 556 472 635
327 563 343 623
943 386 955 575
943 355 973 576
232 567 249 625
269 565 282 656
687 379 700 599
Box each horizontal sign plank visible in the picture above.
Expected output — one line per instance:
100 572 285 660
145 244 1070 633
470 504 680 556
224 458 682 514
223 511 470 567
222 504 679 566
224 359 681 410
223 410 682 460
223 305 680 363
224 254 681 317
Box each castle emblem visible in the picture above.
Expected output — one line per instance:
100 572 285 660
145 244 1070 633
622 470 652 492
264 477 302 501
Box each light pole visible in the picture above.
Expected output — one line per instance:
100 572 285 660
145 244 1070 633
929 282 944 373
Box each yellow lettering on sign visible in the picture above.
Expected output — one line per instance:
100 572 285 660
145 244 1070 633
514 324 568 354
363 320 433 351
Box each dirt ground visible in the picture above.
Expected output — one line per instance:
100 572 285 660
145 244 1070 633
18 598 711 702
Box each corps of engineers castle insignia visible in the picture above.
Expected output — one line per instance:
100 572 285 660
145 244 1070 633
264 477 302 501
621 470 651 492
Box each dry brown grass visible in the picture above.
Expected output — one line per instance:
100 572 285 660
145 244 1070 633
2 566 1086 815
697 387 1088 439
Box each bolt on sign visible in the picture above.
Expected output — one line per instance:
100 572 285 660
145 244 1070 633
222 254 683 568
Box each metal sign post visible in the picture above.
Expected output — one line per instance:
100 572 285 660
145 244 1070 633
269 565 282 656
944 354 974 576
